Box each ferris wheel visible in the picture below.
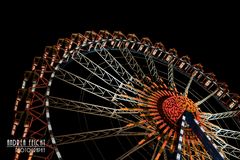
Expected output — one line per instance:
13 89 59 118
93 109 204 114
11 30 240 160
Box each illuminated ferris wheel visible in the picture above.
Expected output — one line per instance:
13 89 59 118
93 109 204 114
11 30 240 159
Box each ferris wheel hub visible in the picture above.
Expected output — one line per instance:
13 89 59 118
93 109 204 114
162 96 197 124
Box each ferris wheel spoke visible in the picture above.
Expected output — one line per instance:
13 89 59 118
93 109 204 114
186 140 208 159
55 126 149 146
167 57 177 91
116 136 157 160
169 131 177 153
200 110 240 121
150 140 161 160
143 49 164 85
194 138 213 159
47 96 141 123
154 129 174 160
190 140 201 160
54 68 119 101
95 46 144 87
119 47 146 80
54 68 149 123
184 139 208 159
183 73 195 97
194 89 218 106
145 52 160 81
71 50 123 89
183 137 192 159
72 50 149 96
207 132 240 159
53 68 149 122
222 144 240 159
203 121 240 140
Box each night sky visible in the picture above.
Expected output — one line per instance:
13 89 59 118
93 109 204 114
1 2 240 159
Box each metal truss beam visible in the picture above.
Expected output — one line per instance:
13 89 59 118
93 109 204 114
183 73 195 96
72 50 123 89
54 68 152 108
95 45 144 87
200 110 240 121
203 122 240 140
55 126 148 145
195 89 218 106
208 132 240 159
119 47 146 80
55 68 117 101
47 96 139 123
167 58 176 90
54 68 153 129
144 51 161 82
72 50 147 96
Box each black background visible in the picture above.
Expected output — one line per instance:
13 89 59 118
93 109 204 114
1 2 240 159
